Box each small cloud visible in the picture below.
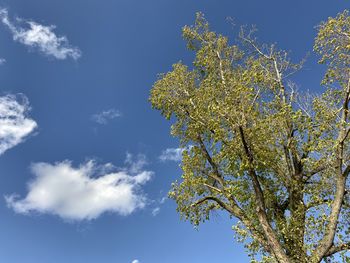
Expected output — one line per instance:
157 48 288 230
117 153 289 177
150 194 168 217
159 147 185 162
131 260 140 263
160 196 167 204
125 152 148 174
0 58 6 65
6 156 153 221
0 8 81 60
152 207 160 216
91 109 121 125
0 94 37 155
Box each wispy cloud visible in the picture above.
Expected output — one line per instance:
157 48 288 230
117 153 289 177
159 147 185 162
0 94 37 155
125 152 148 174
0 8 81 60
0 58 5 65
160 196 167 204
91 109 121 125
151 207 160 216
150 194 168 217
131 260 140 263
6 155 153 221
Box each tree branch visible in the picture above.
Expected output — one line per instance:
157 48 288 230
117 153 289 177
197 134 225 187
238 125 291 263
303 164 328 182
324 242 350 258
191 195 272 254
312 78 350 262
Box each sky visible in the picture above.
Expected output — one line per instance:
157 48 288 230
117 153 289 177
0 1 348 263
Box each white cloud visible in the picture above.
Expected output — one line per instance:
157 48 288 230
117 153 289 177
160 196 167 204
0 94 37 155
152 207 160 216
131 260 140 263
91 109 121 125
125 152 148 174
159 147 185 162
6 156 153 221
0 58 5 65
0 8 81 60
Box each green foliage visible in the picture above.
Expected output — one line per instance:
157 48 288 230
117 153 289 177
150 11 350 263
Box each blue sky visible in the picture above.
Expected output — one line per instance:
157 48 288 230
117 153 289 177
0 1 348 262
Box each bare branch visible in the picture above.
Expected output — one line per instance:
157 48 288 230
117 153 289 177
197 134 225 187
303 165 328 181
203 183 222 193
324 242 350 258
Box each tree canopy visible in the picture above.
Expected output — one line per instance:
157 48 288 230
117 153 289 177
150 10 350 263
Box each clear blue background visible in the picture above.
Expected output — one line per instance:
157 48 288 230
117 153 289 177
0 1 348 262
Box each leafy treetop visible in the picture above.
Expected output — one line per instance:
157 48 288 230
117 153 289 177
150 10 350 263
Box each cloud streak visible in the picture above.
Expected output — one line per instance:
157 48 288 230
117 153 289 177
159 147 185 162
0 94 37 155
0 8 81 60
152 207 160 216
6 156 153 221
91 109 122 125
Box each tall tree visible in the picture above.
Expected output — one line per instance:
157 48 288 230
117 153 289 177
150 10 350 263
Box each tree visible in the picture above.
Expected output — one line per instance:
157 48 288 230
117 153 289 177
150 10 350 263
